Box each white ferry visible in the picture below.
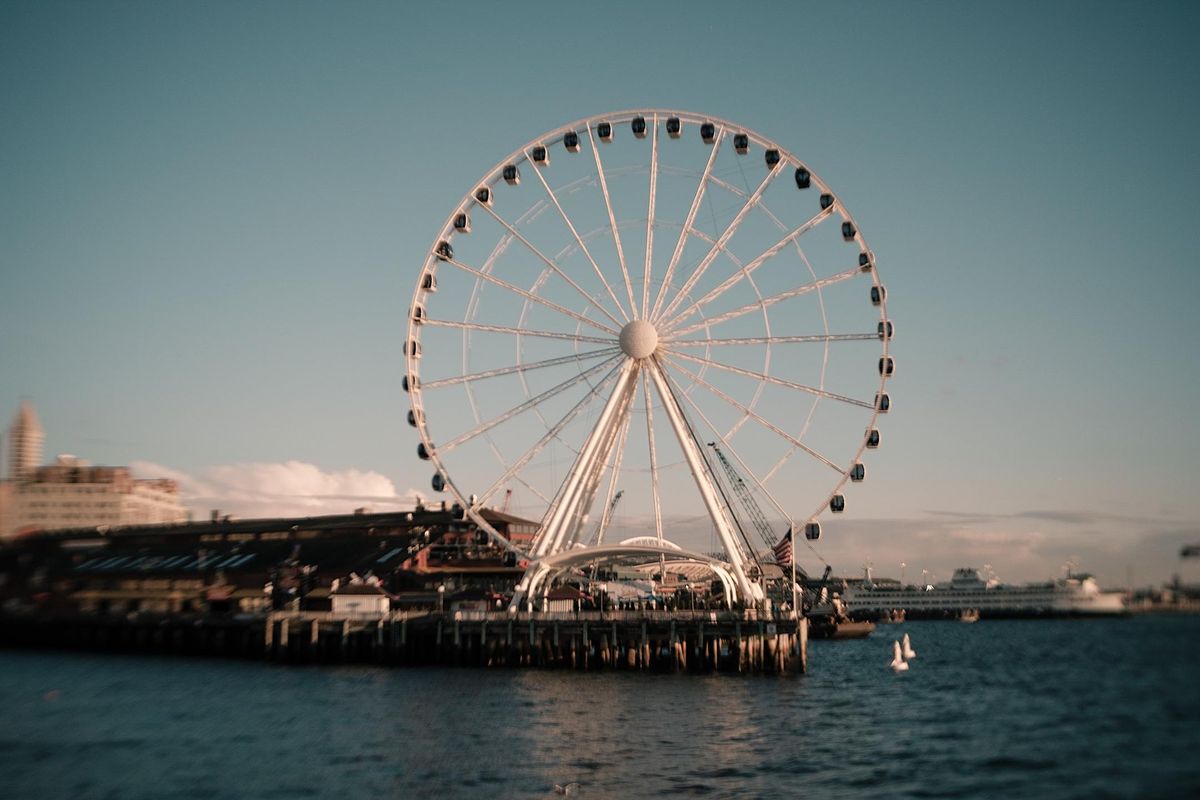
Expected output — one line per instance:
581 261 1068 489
843 567 1128 619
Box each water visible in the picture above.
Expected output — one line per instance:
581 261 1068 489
2 616 1198 799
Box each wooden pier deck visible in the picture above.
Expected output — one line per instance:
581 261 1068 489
0 609 808 675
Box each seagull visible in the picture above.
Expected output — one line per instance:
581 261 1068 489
902 632 916 660
889 640 909 672
554 782 582 796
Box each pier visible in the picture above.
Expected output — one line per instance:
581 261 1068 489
0 609 807 675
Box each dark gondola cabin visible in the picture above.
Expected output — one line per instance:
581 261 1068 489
830 494 846 513
666 117 681 138
411 304 426 324
435 241 453 261
805 522 821 540
879 356 895 377
850 463 866 482
453 213 470 233
841 221 857 241
421 272 437 292
733 133 749 154
563 131 580 152
474 186 492 206
871 285 886 306
820 193 835 210
866 429 880 449
795 167 811 189
875 392 890 413
502 164 520 185
700 122 716 143
402 375 418 392
764 149 781 169
531 145 549 165
859 252 873 270
404 340 422 358
597 121 613 142
878 320 893 340
407 409 423 427
417 442 432 460
431 473 446 492
631 116 647 138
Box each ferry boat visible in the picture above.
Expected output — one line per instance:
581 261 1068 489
843 567 1128 619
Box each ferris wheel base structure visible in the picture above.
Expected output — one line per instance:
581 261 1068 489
404 110 894 613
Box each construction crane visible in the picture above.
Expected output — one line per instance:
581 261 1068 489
707 442 781 552
588 489 624 546
500 489 513 514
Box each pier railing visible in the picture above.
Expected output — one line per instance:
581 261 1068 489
262 608 796 624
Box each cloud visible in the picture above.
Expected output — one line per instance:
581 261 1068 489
925 508 1160 526
131 459 420 519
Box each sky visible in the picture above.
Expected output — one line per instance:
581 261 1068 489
1 0 1198 588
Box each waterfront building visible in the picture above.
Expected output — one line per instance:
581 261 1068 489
331 581 390 616
3 455 187 538
0 506 535 615
0 402 188 538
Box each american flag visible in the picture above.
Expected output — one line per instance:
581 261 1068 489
773 528 793 568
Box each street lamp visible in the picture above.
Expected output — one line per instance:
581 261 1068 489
437 584 445 614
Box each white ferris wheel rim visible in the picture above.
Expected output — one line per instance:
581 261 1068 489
403 109 891 563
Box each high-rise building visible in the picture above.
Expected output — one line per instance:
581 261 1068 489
0 403 188 538
6 401 43 482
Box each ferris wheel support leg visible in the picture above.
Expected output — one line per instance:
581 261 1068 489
511 562 553 613
529 360 639 560
646 361 764 606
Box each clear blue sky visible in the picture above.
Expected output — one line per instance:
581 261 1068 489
2 1 1197 585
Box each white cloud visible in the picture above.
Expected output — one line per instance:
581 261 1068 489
131 459 420 520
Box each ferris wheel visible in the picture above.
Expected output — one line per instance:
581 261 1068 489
404 110 891 605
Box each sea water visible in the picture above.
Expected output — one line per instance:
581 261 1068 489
2 616 1197 799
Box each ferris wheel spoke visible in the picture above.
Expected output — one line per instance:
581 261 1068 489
661 354 847 474
659 364 795 528
591 406 634 547
478 203 626 328
642 115 660 320
438 354 623 452
651 126 725 320
586 123 640 317
664 266 861 339
441 256 618 336
662 208 833 331
664 348 874 410
664 332 877 347
521 150 631 325
513 474 552 507
641 370 665 545
470 361 625 511
420 347 620 390
656 165 781 324
422 318 614 345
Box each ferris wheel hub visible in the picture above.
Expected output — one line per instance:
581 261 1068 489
618 319 659 359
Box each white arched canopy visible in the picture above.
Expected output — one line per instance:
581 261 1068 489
512 544 742 610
